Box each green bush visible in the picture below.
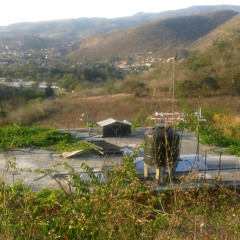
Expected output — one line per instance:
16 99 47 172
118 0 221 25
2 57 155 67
181 119 240 156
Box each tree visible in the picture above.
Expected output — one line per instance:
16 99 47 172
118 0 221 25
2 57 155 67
45 85 54 98
59 74 79 90
212 39 233 64
121 80 149 98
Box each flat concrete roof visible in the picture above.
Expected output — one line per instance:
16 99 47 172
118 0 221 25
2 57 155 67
0 129 239 191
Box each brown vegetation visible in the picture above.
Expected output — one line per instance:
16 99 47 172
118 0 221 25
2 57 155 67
2 12 240 129
3 89 240 129
6 93 170 129
67 10 238 61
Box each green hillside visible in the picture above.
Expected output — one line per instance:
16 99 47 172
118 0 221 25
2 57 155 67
116 12 240 96
181 14 240 96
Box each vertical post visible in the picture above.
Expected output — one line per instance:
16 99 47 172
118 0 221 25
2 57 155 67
196 123 200 171
204 151 207 181
156 167 165 184
172 58 175 125
217 152 222 180
87 114 90 137
144 162 149 178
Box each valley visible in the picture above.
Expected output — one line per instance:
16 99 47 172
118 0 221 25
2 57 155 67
0 4 240 239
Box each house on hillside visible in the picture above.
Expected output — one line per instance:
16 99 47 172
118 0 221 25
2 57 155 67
97 118 131 138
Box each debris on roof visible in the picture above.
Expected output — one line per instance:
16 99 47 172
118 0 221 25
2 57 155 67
86 140 122 155
54 150 86 158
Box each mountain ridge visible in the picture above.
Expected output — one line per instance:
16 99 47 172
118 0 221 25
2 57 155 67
0 5 239 64
0 5 239 44
66 10 239 61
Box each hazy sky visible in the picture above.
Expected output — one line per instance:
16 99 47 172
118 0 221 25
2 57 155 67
1 0 240 26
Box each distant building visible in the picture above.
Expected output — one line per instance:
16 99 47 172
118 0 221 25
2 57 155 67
0 61 8 65
38 82 48 89
38 82 59 89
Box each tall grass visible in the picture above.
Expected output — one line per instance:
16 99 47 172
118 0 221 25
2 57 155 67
3 88 240 130
0 122 239 239
0 151 240 239
4 93 173 128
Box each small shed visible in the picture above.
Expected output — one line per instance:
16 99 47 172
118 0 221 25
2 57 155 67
97 118 131 138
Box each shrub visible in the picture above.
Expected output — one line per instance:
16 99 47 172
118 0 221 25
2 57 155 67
0 152 240 239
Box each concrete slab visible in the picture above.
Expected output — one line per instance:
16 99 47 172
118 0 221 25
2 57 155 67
0 129 239 190
0 149 123 191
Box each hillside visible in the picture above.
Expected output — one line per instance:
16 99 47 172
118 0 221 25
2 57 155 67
189 13 240 51
118 12 240 98
66 10 238 61
0 35 58 51
0 5 239 46
181 13 240 96
0 6 240 134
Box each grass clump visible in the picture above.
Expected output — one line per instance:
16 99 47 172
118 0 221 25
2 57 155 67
0 125 91 152
178 112 240 156
198 114 240 156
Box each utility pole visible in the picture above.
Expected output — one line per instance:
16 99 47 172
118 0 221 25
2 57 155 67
172 57 175 121
168 56 176 125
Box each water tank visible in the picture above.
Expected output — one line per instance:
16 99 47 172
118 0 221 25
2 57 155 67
144 126 180 168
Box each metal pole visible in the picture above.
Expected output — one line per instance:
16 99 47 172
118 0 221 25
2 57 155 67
217 152 222 180
172 58 175 125
204 151 207 181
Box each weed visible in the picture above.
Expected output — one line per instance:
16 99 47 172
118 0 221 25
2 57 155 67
0 124 240 239
0 125 91 153
1 155 240 239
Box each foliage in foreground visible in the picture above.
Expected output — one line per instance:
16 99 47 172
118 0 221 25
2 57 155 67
0 125 92 152
0 153 240 239
180 120 240 156
176 96 240 156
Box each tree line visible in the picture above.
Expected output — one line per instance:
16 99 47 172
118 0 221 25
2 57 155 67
0 62 125 91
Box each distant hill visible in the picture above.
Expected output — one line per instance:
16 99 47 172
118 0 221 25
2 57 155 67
0 5 239 45
189 13 240 51
150 4 240 18
66 10 238 61
182 13 240 94
116 12 240 98
0 35 57 51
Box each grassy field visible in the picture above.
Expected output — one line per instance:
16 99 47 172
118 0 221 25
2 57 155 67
3 90 240 130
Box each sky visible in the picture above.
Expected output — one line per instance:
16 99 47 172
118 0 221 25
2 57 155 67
1 0 240 26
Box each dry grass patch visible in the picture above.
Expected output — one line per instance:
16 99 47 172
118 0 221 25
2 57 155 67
5 91 240 129
7 93 173 128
